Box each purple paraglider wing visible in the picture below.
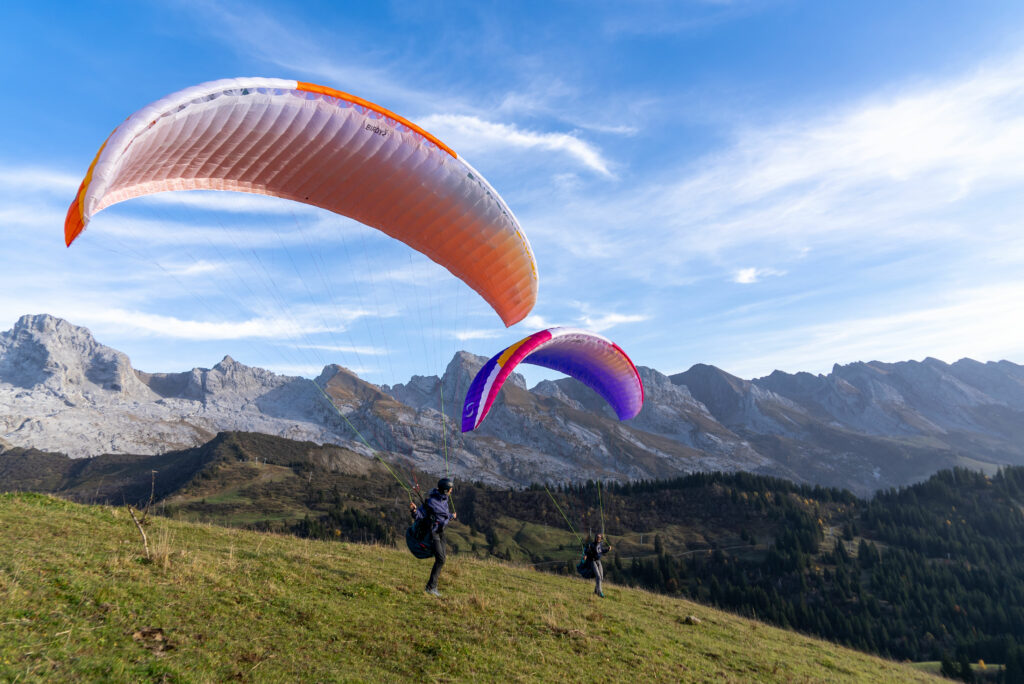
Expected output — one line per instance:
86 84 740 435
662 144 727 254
461 327 644 432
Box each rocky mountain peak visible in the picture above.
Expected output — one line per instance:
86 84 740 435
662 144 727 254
447 350 487 374
0 314 152 401
4 314 102 360
384 350 526 411
318 364 396 409
191 355 287 399
13 313 76 333
214 355 239 370
531 379 584 411
670 364 755 424
315 364 346 385
946 358 1024 406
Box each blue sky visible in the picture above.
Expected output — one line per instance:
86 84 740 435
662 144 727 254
1 0 1023 387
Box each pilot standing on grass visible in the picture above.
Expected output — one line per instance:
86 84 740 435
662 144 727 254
583 533 611 597
408 478 456 597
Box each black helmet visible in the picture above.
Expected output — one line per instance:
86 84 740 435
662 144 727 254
437 477 454 492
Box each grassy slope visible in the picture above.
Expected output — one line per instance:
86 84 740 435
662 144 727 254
0 494 938 683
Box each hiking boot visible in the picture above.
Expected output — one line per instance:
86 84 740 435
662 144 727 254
425 588 441 597
597 591 605 598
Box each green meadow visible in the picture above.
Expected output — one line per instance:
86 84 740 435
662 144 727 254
0 493 938 682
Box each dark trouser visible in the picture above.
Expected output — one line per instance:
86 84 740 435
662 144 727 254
593 560 604 594
426 531 447 591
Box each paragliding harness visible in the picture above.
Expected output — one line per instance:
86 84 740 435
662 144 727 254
406 518 434 559
577 543 595 579
577 538 610 578
405 484 437 560
403 505 432 557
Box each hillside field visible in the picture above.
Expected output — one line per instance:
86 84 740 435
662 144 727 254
0 493 939 682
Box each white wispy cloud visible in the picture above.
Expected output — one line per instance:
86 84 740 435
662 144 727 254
0 205 66 230
576 122 639 136
294 343 388 356
418 114 614 177
4 296 382 343
514 309 647 335
663 56 1024 249
527 51 1024 283
162 260 224 277
82 309 333 340
0 166 80 194
714 282 1024 378
733 267 786 284
453 329 504 341
578 312 650 332
521 314 558 330
494 79 640 137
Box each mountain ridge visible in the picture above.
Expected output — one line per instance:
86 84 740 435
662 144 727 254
2 313 1023 495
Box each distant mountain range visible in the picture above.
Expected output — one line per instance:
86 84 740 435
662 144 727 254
2 313 1023 495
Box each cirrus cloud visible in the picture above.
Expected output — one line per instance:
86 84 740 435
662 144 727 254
418 114 614 177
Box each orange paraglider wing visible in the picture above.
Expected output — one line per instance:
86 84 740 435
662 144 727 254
65 78 537 327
